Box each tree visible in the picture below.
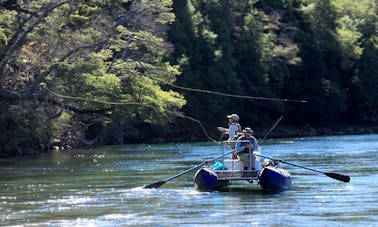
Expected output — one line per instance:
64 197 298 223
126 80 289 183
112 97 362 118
169 0 242 139
0 0 185 155
355 7 378 122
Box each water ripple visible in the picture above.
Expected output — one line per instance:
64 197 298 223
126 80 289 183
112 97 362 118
1 134 377 226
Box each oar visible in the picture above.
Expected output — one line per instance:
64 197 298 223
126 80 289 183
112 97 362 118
254 153 350 183
143 150 234 189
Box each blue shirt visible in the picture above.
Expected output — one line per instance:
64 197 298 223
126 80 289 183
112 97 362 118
235 136 259 152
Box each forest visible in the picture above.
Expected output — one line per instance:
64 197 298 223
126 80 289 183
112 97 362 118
0 0 377 156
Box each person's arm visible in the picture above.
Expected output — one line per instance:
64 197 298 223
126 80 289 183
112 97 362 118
235 139 243 152
235 140 253 153
252 138 259 150
217 127 228 133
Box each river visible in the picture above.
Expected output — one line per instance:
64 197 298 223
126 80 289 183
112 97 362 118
1 134 377 226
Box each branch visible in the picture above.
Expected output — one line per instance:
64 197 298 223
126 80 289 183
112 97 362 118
0 89 109 115
0 1 69 76
31 41 107 91
44 96 110 115
0 0 35 15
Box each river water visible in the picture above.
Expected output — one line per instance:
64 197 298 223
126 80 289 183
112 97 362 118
1 134 377 226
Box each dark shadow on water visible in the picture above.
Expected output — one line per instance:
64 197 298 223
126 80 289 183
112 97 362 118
195 182 292 197
222 188 289 195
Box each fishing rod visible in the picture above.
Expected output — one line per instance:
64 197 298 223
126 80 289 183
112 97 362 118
261 116 283 142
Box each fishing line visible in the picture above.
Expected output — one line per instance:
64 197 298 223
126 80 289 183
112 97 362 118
150 77 307 103
47 89 219 142
47 71 302 143
173 112 218 143
169 83 307 103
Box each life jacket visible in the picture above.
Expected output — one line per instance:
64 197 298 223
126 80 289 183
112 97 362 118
228 123 241 150
229 122 241 139
236 123 241 133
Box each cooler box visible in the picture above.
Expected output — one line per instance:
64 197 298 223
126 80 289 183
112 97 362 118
223 159 244 171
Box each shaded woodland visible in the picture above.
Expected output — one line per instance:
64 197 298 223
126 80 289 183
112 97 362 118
0 0 377 156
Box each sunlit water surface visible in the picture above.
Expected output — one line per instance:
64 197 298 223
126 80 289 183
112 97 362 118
1 134 377 226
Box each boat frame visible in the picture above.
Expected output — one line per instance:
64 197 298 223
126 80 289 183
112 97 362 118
194 140 292 191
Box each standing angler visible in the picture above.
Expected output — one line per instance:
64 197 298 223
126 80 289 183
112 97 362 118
217 113 242 144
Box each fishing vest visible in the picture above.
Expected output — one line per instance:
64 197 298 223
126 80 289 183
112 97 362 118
229 122 241 139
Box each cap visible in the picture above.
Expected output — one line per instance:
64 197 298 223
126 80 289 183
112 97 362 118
227 113 239 122
243 127 253 134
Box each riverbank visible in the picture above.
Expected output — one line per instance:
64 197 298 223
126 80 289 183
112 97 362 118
1 123 377 157
265 124 378 139
147 123 378 144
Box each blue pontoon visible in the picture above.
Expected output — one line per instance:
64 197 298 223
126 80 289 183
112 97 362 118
194 141 292 192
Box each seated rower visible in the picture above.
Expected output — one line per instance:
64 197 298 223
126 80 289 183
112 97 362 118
234 127 259 170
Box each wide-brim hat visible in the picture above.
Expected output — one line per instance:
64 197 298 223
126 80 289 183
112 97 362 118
243 127 253 134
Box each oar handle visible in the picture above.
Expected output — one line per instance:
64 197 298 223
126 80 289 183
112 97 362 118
164 164 205 182
144 149 235 189
254 153 350 183
255 153 326 174
163 149 235 182
253 153 278 163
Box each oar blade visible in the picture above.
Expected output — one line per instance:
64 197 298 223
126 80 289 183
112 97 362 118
143 180 166 189
324 172 350 183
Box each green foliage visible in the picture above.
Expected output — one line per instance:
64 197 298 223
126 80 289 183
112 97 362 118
169 0 243 129
354 9 378 122
1 0 378 154
68 14 90 26
170 0 378 135
0 0 185 155
0 28 7 52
